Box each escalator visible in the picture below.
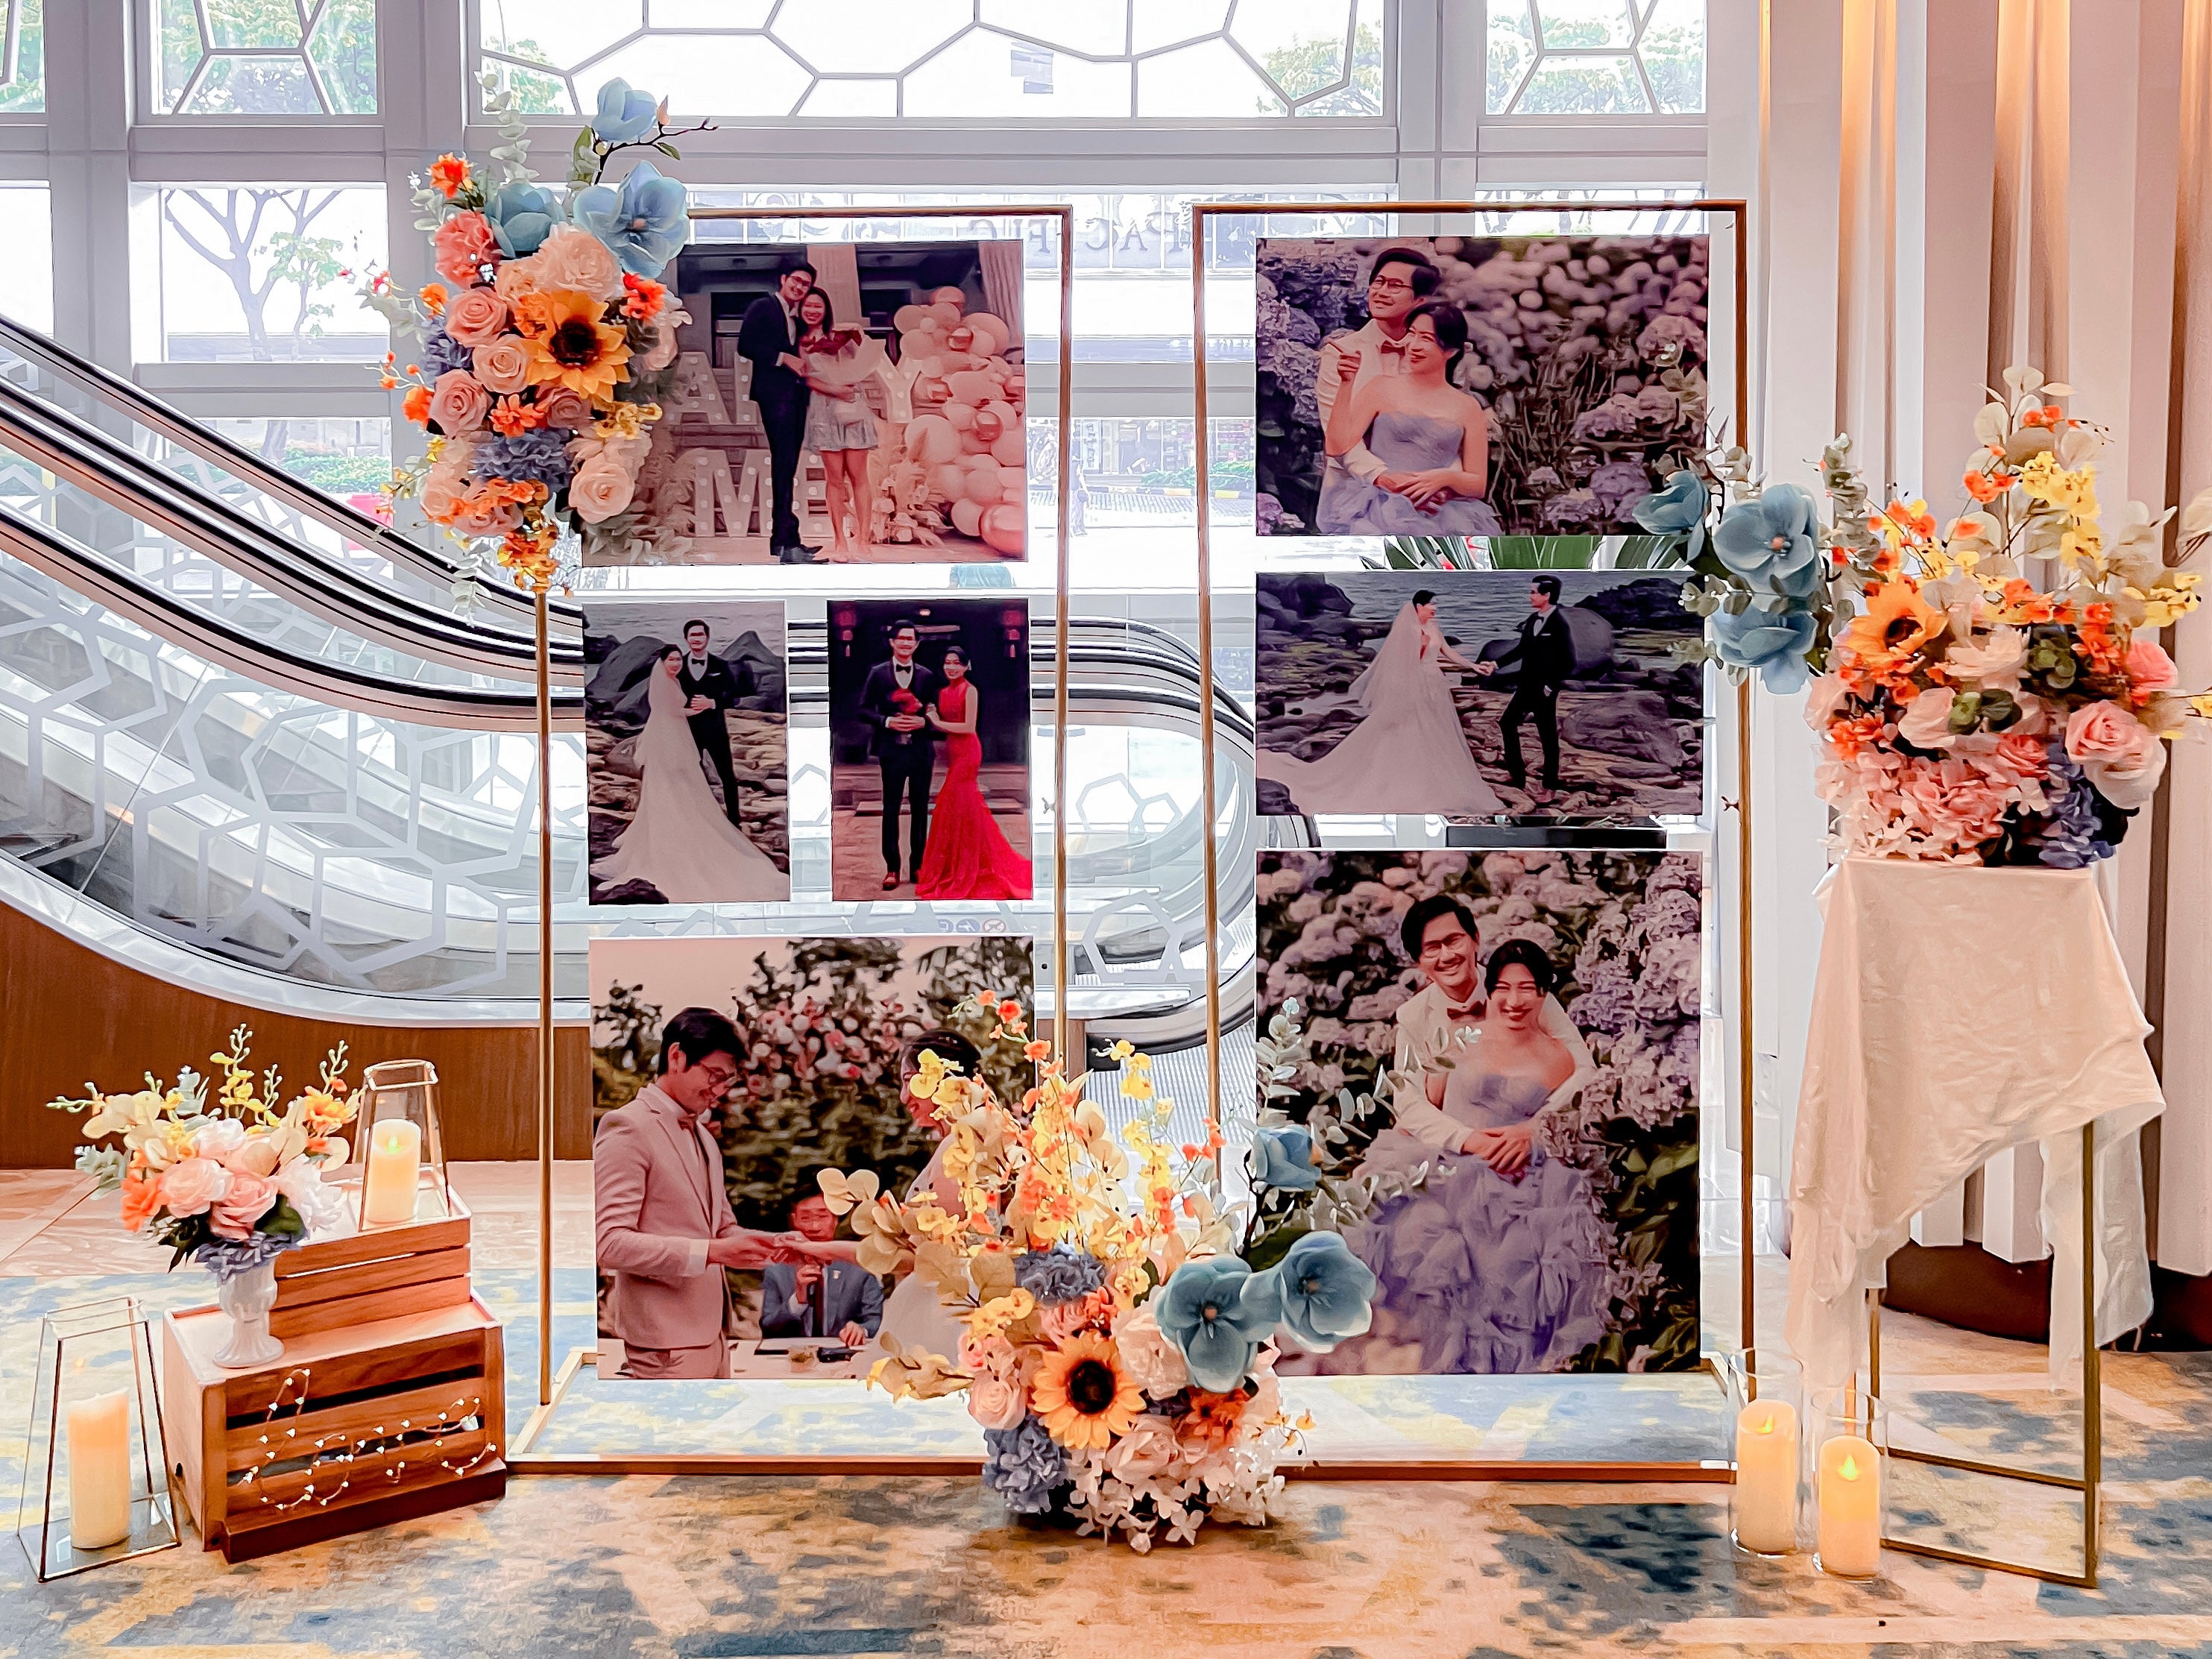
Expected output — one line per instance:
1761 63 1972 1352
0 315 1258 1070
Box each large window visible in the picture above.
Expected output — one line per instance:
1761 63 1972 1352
153 0 378 114
155 186 387 362
1487 0 1706 115
0 0 42 112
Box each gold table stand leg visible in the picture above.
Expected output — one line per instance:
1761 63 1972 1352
1871 1120 2101 1587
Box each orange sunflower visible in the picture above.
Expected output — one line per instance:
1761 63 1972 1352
1030 1332 1144 1450
514 289 631 403
1840 580 1945 679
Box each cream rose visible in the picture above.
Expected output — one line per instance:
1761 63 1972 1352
473 338 534 396
1895 685 1958 752
567 459 636 523
2065 699 2167 809
427 368 490 434
221 1135 282 1179
532 225 623 302
492 254 542 303
158 1156 231 1218
1101 1413 1182 1482
443 284 511 347
1112 1303 1189 1397
965 1370 1028 1432
209 1172 277 1241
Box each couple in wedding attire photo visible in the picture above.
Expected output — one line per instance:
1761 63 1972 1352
590 617 788 904
1257 576 1575 815
739 258 883 565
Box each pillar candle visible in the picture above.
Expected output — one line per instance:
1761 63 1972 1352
1733 1398 1798 1552
361 1118 422 1226
65 1388 132 1551
1817 1435 1882 1576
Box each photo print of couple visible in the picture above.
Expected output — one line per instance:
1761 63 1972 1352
1255 233 1712 539
1256 570 1704 820
1254 849 1704 1377
584 599 790 905
590 237 1027 567
589 932 1033 1381
828 599 1033 901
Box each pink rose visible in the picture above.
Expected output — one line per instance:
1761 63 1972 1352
448 490 520 538
432 211 500 286
443 284 511 348
567 459 635 523
2065 699 2167 809
209 1172 277 1241
472 338 534 396
158 1156 231 1218
532 226 623 302
2126 639 2178 693
427 369 490 434
1895 686 1958 752
965 1370 1028 1432
535 385 593 429
419 470 470 523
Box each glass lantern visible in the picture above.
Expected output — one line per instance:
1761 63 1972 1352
1730 1352 1805 1557
1810 1386 1888 1579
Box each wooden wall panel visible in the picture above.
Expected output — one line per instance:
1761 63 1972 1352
0 903 588 1167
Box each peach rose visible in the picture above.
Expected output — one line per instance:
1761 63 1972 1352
220 1135 281 1179
493 254 542 303
448 490 520 538
444 284 510 348
418 472 468 523
432 210 500 286
535 385 593 429
158 1156 231 1218
532 225 623 303
2126 638 2178 693
209 1171 277 1241
427 368 490 434
567 459 635 523
965 1370 1027 1432
473 338 534 396
2065 699 2167 809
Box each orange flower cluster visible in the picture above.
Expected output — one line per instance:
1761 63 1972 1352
622 273 667 322
429 154 470 200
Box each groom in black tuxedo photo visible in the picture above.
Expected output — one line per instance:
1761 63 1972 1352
678 619 756 828
856 618 940 892
1475 574 1575 805
737 257 816 564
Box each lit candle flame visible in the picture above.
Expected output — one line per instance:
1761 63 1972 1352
1839 1452 1861 1482
1753 1410 1775 1435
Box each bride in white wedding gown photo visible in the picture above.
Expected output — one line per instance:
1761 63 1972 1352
1255 588 1505 816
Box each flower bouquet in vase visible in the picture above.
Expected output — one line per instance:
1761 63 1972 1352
48 1031 359 1368
821 995 1376 1549
1629 368 2210 863
361 77 705 591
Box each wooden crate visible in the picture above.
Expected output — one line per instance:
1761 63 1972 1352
161 1294 507 1561
269 1183 472 1339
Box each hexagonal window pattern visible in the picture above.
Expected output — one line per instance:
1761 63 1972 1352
476 0 1385 119
156 0 378 116
0 0 44 113
1487 0 1704 115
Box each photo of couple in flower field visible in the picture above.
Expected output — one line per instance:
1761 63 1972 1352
1251 849 1704 1376
1255 233 1712 541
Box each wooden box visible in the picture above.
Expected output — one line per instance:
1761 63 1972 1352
269 1183 472 1340
160 1295 506 1561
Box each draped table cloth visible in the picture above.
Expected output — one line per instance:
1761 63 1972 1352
1784 857 2163 1391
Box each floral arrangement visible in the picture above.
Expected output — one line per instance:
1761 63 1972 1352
362 75 703 591
48 1030 359 1281
820 994 1376 1550
1631 368 2211 866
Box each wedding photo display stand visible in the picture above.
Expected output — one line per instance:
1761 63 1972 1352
509 203 1076 1475
1187 199 1750 1483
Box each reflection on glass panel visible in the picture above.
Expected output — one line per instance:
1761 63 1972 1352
204 417 391 508
479 0 1384 119
1487 0 1704 115
157 0 377 114
0 186 54 331
157 186 386 362
0 0 44 113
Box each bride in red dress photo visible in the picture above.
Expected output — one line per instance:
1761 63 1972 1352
914 645 1033 899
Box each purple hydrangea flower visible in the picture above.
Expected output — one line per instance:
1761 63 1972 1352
1012 1247 1104 1307
982 1416 1067 1514
418 325 472 380
479 427 575 495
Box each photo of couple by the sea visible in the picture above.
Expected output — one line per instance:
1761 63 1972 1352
828 599 1033 902
1255 233 1713 538
584 601 789 905
1254 849 1704 1376
588 933 1031 1380
1255 570 1704 821
604 238 1027 566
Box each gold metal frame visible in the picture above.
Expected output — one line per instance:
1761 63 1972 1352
1868 1120 2101 1586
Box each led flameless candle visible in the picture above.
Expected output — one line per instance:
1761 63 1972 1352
361 1118 423 1226
65 1388 132 1551
1733 1397 1799 1555
1816 1435 1882 1577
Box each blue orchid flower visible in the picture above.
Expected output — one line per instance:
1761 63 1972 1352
1714 484 1821 600
1154 1256 1282 1394
570 158 689 279
1250 1124 1319 1191
590 78 660 145
482 180 561 259
1630 468 1709 561
1268 1232 1376 1353
1711 603 1818 695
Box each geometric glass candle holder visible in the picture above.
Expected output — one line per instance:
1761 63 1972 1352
1730 1352 1805 1557
353 1058 453 1230
14 1297 180 1579
1809 1385 1887 1580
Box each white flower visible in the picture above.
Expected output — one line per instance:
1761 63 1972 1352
1895 684 1959 751
192 1117 246 1159
1944 626 2027 690
1112 1303 1189 1397
274 1155 355 1239
1103 1414 1181 1483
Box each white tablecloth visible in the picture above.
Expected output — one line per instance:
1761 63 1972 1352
1784 858 2163 1391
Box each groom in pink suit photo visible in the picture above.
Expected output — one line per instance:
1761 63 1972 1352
594 1007 851 1379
